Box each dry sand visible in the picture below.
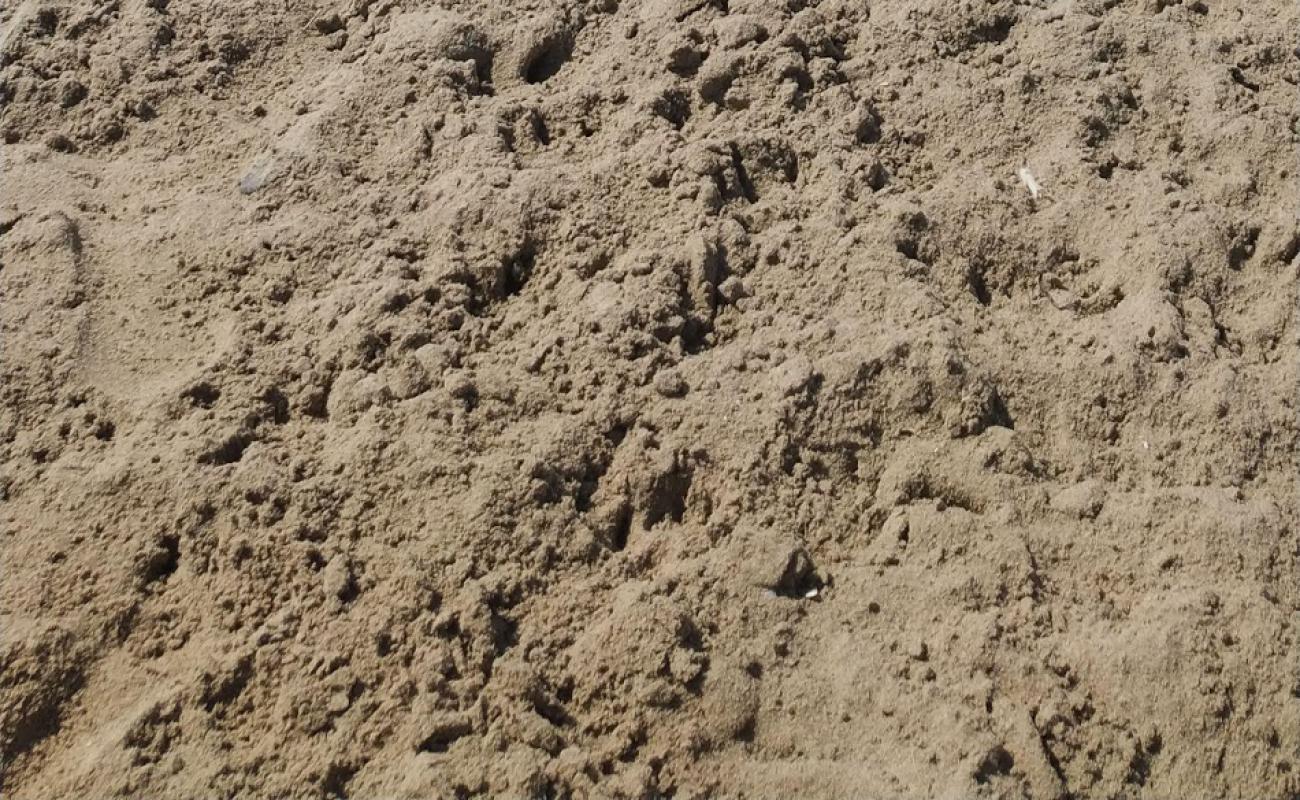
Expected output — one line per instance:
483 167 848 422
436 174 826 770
2 0 1298 797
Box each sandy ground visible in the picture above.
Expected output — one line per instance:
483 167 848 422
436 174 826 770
2 0 1298 798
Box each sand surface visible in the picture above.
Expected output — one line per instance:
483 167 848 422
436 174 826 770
2 0 1298 797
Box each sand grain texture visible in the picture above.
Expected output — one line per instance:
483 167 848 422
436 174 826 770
2 0 1298 798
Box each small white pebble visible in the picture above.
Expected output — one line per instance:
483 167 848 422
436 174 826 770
1017 166 1042 200
804 588 819 599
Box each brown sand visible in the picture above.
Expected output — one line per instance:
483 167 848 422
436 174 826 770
2 0 1298 797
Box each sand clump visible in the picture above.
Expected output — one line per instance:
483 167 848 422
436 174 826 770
2 0 1298 798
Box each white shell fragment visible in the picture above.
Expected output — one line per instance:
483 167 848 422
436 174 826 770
1017 166 1043 200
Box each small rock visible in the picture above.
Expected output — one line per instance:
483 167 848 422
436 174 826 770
239 152 280 195
313 12 345 34
697 179 722 212
1047 286 1079 311
417 711 471 751
697 53 740 104
851 104 884 144
322 556 354 601
251 608 298 647
327 690 351 714
653 369 688 398
712 15 767 50
388 361 431 400
668 648 707 686
444 370 477 401
881 509 910 545
741 527 818 597
328 371 392 416
718 276 748 304
44 133 77 153
772 354 816 397
1050 480 1105 519
59 79 87 109
661 32 703 75
413 343 449 374
1039 273 1080 310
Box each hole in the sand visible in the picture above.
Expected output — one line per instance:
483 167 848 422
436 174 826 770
532 114 550 145
183 382 221 408
501 244 536 298
143 535 181 585
865 163 889 191
201 659 252 712
856 110 883 144
653 88 691 129
523 37 572 84
966 262 992 306
608 503 632 552
200 431 253 465
532 695 573 727
418 727 466 754
1277 233 1300 265
35 10 59 36
729 144 758 203
261 388 290 424
734 716 756 743
94 420 116 441
1227 226 1260 270
6 672 82 761
974 746 1015 784
605 423 628 446
321 763 356 798
491 612 518 654
969 15 1015 47
644 465 691 529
